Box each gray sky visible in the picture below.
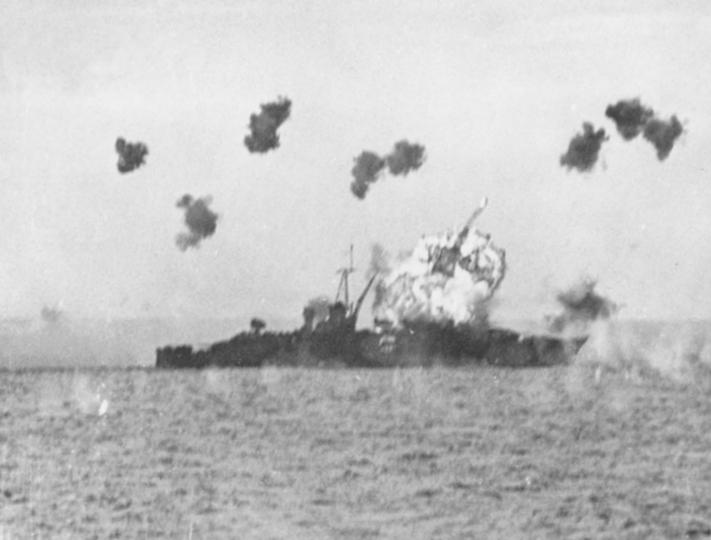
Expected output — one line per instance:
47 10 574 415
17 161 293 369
1 0 710 325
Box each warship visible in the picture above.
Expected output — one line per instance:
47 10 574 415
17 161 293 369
156 201 589 369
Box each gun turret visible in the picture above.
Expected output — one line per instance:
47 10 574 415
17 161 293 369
431 196 488 277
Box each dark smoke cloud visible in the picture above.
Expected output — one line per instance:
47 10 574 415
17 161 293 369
605 99 654 140
175 194 219 251
547 278 617 333
559 122 608 173
605 98 684 161
385 140 426 176
244 97 292 153
115 137 148 174
350 140 427 199
642 115 684 161
350 151 386 199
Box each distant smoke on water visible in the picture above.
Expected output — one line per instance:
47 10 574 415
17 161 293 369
175 194 219 251
546 277 617 335
40 306 63 324
578 319 711 384
350 140 426 199
244 97 292 154
546 277 711 383
559 123 608 173
115 137 148 173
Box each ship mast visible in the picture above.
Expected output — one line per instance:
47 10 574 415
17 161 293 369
335 244 355 313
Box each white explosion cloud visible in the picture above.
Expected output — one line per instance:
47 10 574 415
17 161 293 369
372 197 506 327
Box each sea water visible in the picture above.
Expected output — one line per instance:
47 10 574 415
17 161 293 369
1 324 711 539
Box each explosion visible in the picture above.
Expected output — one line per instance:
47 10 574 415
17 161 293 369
243 97 292 154
115 137 149 173
372 197 506 327
175 194 219 251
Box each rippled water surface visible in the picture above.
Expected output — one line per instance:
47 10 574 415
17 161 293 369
1 365 711 539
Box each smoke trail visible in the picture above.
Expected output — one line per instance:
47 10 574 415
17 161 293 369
547 277 617 334
605 98 654 140
175 194 219 251
559 123 608 173
385 140 426 176
642 115 684 161
350 151 386 199
115 137 148 173
244 97 292 153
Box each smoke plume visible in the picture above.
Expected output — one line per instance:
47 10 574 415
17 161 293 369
385 140 426 176
605 99 654 140
547 277 617 334
244 97 292 153
175 194 219 251
302 296 332 331
642 115 684 161
350 151 386 199
559 123 608 173
115 137 148 173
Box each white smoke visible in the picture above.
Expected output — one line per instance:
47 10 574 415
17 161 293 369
373 200 505 327
578 319 711 383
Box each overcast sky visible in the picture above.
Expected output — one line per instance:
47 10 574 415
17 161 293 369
1 0 710 325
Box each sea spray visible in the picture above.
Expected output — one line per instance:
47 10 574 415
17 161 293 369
72 374 110 415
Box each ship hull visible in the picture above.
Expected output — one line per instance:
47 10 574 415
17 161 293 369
155 323 588 369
